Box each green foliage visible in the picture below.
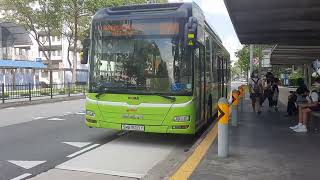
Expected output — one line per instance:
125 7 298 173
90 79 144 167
231 61 241 78
85 0 153 14
289 69 303 79
40 91 50 96
20 92 30 97
235 45 264 76
0 93 9 99
235 46 249 73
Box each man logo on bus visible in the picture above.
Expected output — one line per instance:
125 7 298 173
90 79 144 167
128 96 139 100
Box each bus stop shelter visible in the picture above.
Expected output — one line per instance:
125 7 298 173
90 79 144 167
0 22 47 85
189 2 320 179
224 0 320 87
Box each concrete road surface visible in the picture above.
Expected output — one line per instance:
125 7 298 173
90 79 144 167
0 99 196 180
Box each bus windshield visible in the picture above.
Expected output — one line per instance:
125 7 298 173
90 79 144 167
89 19 192 95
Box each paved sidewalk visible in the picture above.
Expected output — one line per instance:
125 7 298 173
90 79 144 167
190 96 320 180
0 94 85 109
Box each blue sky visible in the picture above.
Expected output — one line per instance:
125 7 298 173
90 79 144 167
169 0 242 61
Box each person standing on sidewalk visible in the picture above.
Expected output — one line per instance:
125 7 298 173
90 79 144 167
249 70 263 114
262 72 274 111
271 78 280 112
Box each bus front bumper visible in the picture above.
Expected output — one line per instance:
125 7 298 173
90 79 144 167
85 119 195 134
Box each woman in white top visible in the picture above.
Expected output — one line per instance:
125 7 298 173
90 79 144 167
290 80 320 133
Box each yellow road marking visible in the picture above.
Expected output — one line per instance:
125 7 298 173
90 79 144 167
170 123 218 180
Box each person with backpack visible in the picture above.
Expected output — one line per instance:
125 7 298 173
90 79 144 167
295 78 309 104
261 72 274 109
271 78 280 112
249 70 263 114
290 78 320 133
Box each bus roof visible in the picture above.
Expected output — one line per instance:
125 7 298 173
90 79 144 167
93 3 192 22
92 3 229 57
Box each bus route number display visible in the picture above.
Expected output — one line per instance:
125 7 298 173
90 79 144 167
97 21 179 36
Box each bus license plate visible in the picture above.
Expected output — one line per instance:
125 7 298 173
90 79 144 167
122 124 145 131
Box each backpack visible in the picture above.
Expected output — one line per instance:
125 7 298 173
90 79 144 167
308 91 320 103
251 78 261 94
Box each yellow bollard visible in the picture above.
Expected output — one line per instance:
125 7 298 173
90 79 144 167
231 90 239 126
218 97 230 157
238 86 244 112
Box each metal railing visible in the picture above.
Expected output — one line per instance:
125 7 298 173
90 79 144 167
0 83 87 103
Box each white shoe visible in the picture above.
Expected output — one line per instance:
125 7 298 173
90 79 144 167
290 123 302 130
294 125 307 133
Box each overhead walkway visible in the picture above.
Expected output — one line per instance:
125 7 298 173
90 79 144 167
189 89 320 180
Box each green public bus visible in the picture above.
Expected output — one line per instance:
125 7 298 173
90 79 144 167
81 3 230 134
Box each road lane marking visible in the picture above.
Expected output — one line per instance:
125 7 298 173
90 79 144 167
62 142 91 148
10 173 32 180
8 160 46 169
67 144 100 158
170 123 218 180
62 101 69 103
76 112 85 115
63 112 72 115
33 117 46 120
5 107 16 110
47 118 65 121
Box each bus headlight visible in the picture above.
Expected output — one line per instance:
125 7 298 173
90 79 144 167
86 110 95 117
174 116 190 122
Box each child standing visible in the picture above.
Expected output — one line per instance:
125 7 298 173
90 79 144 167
271 78 280 112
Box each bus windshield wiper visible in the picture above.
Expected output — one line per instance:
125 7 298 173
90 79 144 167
95 91 108 99
152 93 176 102
95 88 137 99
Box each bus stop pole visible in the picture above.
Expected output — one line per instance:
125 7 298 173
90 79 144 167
249 44 254 78
218 97 230 158
231 90 239 127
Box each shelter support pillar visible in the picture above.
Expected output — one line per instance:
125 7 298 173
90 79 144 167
33 69 36 89
304 64 312 89
2 69 5 85
249 44 253 78
307 64 312 89
292 65 295 74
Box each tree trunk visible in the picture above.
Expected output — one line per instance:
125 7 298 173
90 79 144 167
48 29 53 88
72 1 78 84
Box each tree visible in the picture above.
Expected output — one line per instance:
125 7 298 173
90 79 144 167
231 61 241 79
61 0 91 83
62 0 168 83
85 0 167 14
235 45 263 78
1 0 63 85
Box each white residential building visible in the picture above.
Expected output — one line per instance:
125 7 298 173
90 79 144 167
26 32 88 84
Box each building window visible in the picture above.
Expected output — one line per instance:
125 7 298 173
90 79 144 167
57 50 61 56
42 71 48 78
57 36 60 41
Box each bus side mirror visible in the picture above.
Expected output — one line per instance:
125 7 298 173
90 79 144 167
184 17 198 48
81 38 90 64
